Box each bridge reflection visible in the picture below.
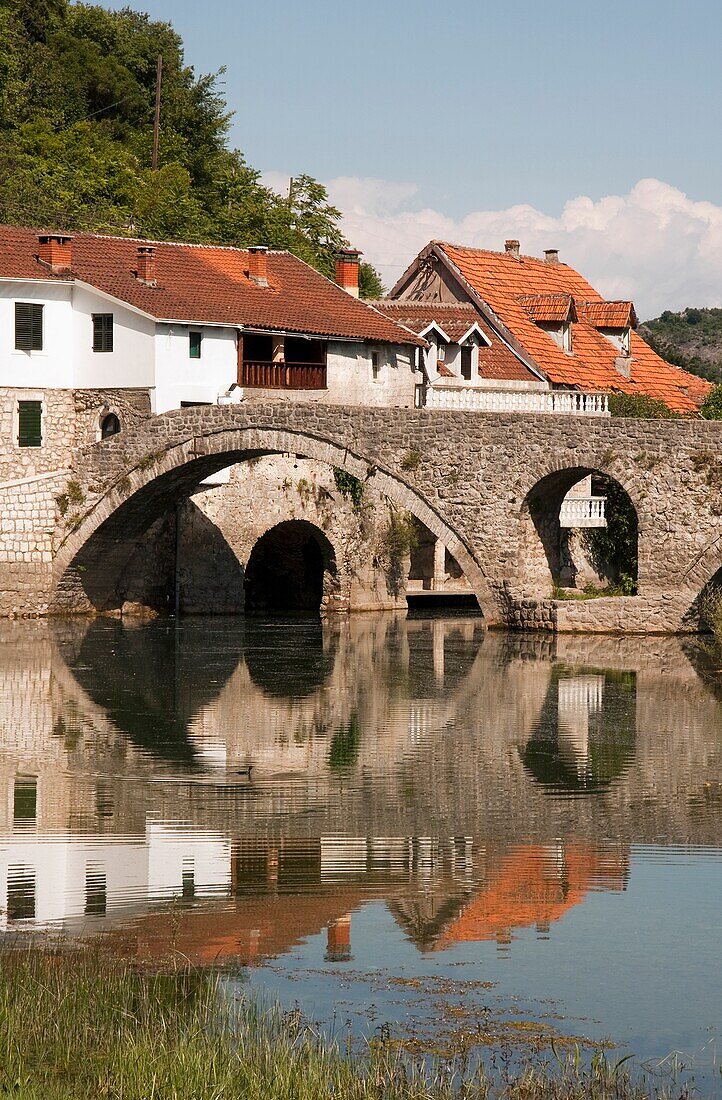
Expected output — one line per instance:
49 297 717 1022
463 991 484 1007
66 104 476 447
0 617 719 949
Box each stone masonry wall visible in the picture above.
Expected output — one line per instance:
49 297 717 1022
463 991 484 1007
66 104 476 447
177 456 411 614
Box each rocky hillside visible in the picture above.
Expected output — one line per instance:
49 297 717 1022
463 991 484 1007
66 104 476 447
640 308 722 384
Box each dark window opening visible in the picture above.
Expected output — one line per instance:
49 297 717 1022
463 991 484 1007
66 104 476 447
180 401 211 408
85 868 107 916
461 345 473 381
7 868 35 921
182 866 195 899
189 331 202 359
92 313 113 352
13 776 37 825
15 303 43 352
18 400 42 447
100 413 121 439
372 350 381 381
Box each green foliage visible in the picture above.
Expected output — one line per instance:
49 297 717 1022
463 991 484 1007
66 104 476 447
379 509 418 597
585 476 638 589
641 308 722 384
700 383 722 420
608 392 680 419
0 943 673 1099
400 449 422 472
698 586 722 643
328 715 360 770
0 0 383 283
333 467 364 508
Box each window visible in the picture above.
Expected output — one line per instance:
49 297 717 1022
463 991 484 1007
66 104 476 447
85 867 107 916
92 313 113 352
189 331 202 359
7 867 35 921
100 413 121 439
372 350 381 382
14 776 37 825
15 303 43 352
461 345 473 381
18 400 42 448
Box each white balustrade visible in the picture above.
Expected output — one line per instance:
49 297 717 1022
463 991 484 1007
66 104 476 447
424 387 609 416
559 496 607 529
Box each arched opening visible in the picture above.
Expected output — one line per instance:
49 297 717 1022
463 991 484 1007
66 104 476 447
100 413 121 439
244 520 337 614
406 518 480 610
522 468 638 595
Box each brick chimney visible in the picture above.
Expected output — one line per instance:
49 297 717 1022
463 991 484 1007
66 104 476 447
37 233 73 272
136 245 156 286
504 239 520 261
247 245 269 288
335 249 361 297
544 248 560 264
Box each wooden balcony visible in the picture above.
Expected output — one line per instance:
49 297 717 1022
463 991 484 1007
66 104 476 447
241 360 327 390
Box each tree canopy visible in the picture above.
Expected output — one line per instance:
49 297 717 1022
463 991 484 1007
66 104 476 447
0 0 383 293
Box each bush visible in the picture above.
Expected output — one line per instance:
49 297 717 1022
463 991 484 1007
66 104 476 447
699 587 722 642
333 468 364 508
608 393 679 419
700 384 722 420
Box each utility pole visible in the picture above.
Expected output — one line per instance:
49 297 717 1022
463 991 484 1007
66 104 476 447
152 54 163 170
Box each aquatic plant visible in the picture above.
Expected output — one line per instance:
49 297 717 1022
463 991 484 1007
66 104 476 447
0 943 692 1099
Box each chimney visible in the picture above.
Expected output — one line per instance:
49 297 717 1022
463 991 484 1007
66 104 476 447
335 249 361 297
504 239 520 261
544 248 560 264
136 245 156 286
247 245 269 288
37 233 73 273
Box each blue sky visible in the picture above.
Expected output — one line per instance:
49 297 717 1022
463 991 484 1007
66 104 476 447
100 0 722 314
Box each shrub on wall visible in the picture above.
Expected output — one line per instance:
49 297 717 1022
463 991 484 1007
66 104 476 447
700 384 722 420
608 393 680 419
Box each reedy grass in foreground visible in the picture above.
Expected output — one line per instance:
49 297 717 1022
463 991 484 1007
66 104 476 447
0 944 682 1099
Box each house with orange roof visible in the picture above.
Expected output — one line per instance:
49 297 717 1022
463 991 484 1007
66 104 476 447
387 239 711 415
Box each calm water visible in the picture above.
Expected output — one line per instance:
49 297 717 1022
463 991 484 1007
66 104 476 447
1 615 720 1091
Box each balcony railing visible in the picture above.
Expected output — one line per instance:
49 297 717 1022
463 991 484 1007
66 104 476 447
424 387 609 416
241 360 327 390
559 496 607 529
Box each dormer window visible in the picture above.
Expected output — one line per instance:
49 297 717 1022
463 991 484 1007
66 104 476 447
460 345 473 380
518 294 576 354
576 301 637 357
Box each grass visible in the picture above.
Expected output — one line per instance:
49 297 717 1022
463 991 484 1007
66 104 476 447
0 943 688 1100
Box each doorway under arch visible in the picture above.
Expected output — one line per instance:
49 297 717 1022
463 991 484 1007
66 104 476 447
244 520 338 614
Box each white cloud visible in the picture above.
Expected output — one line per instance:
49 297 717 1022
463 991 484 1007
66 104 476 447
317 177 722 318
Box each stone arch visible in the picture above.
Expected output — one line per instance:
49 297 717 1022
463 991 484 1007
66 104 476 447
244 519 339 614
519 464 639 593
52 425 492 616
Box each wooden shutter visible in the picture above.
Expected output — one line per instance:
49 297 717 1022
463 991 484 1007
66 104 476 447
18 400 42 447
93 314 113 352
15 303 43 352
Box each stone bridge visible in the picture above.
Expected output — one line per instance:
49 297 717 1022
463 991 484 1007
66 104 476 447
7 402 722 630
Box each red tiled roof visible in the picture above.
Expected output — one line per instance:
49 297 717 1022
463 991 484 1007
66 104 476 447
0 224 423 346
374 299 541 383
518 293 576 323
437 243 711 413
576 300 638 329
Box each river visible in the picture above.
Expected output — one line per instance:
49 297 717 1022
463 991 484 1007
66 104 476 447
0 614 720 1092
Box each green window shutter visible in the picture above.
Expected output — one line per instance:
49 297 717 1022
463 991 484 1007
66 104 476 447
18 400 42 447
15 303 43 351
93 314 113 352
189 331 202 359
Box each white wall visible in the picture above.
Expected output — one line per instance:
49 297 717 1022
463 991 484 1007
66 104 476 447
154 323 238 413
0 281 74 389
72 285 156 389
